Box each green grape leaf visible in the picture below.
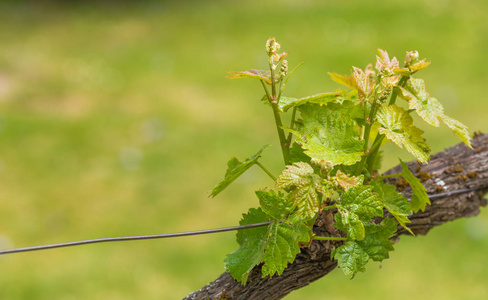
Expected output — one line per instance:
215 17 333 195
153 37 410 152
276 96 298 111
335 186 383 241
327 99 364 121
352 66 374 97
339 186 384 222
334 218 397 277
313 179 335 198
335 212 365 241
371 150 384 173
376 48 399 73
285 104 364 166
334 170 360 190
400 160 430 213
235 208 270 246
371 180 413 235
397 78 444 127
278 91 346 112
225 208 270 283
226 243 267 283
226 158 241 175
440 114 472 148
393 67 411 76
261 220 310 277
376 104 430 163
328 72 357 90
409 59 431 72
227 69 272 85
398 78 471 148
276 162 331 218
210 145 269 197
289 142 311 164
290 183 321 219
276 162 314 189
225 208 313 283
334 241 369 278
256 190 294 220
287 213 314 243
357 218 397 261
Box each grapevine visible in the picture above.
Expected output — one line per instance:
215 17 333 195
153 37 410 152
210 38 471 281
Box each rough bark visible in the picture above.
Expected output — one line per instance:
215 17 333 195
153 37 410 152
184 133 488 300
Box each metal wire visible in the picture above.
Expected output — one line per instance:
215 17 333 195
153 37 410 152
0 221 273 255
0 185 484 256
425 187 482 199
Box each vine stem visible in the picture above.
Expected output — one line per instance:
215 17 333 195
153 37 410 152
256 161 277 181
366 75 409 173
271 105 290 165
355 77 382 175
312 236 347 241
261 79 272 100
388 75 409 106
261 80 290 166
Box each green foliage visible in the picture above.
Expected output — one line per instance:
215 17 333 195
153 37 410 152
398 78 445 127
284 104 364 166
334 241 370 277
276 162 315 188
376 104 430 163
440 114 472 148
225 207 312 283
335 212 366 241
328 72 356 90
335 186 383 241
398 78 472 148
227 69 273 85
334 218 397 277
217 39 470 282
277 91 347 112
289 142 311 164
256 190 293 220
261 219 310 277
276 162 331 218
225 208 270 282
371 180 413 234
357 218 397 261
339 186 384 222
210 145 269 197
400 160 430 213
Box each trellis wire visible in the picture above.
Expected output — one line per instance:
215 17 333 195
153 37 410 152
0 186 483 256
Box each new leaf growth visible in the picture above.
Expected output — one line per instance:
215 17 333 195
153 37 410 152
213 38 471 282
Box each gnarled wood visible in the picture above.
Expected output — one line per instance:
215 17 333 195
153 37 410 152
184 133 488 300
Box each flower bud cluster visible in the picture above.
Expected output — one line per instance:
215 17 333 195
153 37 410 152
266 37 288 75
404 50 420 67
403 50 430 72
280 60 288 78
311 158 333 177
378 85 393 102
266 37 280 55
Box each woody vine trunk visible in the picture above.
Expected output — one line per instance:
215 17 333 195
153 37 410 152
184 133 488 300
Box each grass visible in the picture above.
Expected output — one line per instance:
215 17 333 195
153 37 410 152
0 1 486 299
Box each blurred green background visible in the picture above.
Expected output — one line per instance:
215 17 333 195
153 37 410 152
0 0 486 299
